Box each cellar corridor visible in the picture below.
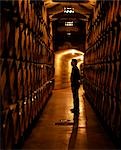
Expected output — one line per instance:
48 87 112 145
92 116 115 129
0 0 121 149
22 86 116 150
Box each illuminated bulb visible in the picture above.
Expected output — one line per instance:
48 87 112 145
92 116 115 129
41 65 44 68
3 124 6 128
64 7 74 13
19 112 22 115
65 21 73 26
24 101 27 105
67 32 71 35
10 106 13 110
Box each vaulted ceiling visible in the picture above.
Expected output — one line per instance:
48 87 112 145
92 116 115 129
44 0 95 17
44 0 96 52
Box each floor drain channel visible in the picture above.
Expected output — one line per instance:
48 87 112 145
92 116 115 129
55 119 74 126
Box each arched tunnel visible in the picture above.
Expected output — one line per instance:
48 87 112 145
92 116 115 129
0 0 121 149
54 49 84 89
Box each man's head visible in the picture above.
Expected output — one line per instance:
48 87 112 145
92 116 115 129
71 59 77 66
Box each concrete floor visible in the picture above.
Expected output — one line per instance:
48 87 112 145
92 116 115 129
22 86 117 150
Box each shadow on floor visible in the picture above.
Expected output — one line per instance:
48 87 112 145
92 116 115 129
68 113 79 150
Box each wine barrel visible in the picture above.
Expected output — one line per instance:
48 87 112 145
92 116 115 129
23 98 29 131
33 13 37 35
31 63 34 92
32 63 35 91
114 61 121 138
10 103 20 145
116 23 121 61
34 42 38 63
15 23 24 60
0 11 10 58
105 94 112 125
36 64 39 89
15 26 20 60
0 6 15 57
113 101 121 139
22 62 27 98
38 43 41 63
110 1 115 24
112 26 117 61
38 89 42 112
101 38 104 62
39 65 42 86
104 33 109 61
29 31 33 61
41 87 44 107
37 43 41 63
18 100 24 137
27 62 31 97
42 86 46 106
39 88 42 110
106 63 111 93
32 38 36 63
1 109 14 149
109 97 117 130
115 61 121 102
26 28 31 61
34 91 38 117
7 20 16 59
18 0 23 23
27 97 32 125
30 93 35 121
21 29 26 61
23 0 27 19
28 2 32 29
34 63 37 91
31 3 35 31
16 61 23 101
18 0 23 15
111 62 118 98
8 59 18 104
102 35 106 62
113 0 120 23
0 60 11 109
107 1 112 26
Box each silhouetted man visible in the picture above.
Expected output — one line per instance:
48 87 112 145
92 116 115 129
70 59 80 113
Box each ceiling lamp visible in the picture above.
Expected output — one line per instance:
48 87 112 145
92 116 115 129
64 7 74 13
67 32 71 35
65 21 73 26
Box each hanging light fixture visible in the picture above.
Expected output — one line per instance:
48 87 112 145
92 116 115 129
64 7 74 13
65 21 73 26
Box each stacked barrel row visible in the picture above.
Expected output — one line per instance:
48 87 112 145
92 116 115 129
84 0 121 145
0 0 54 149
87 0 120 48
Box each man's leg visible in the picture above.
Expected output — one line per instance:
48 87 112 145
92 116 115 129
72 87 76 108
74 88 79 112
72 87 79 113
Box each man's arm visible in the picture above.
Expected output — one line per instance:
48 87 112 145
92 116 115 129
76 68 81 84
